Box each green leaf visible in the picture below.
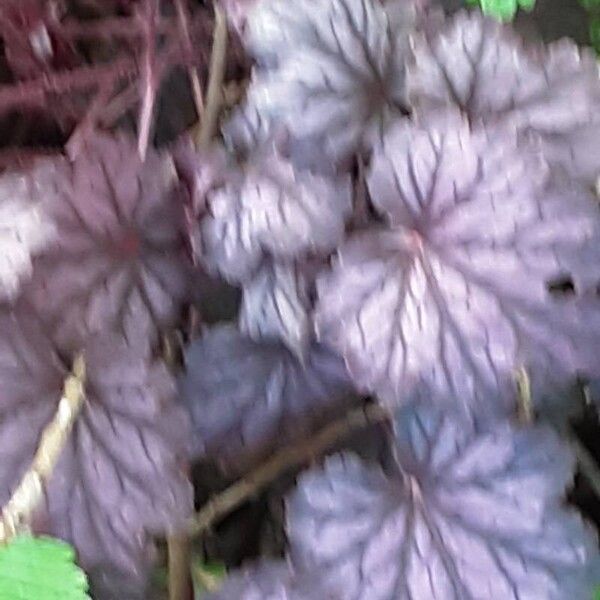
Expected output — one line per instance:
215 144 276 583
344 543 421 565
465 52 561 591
480 0 518 20
467 0 537 20
580 0 600 11
591 17 600 53
192 560 227 597
0 536 89 600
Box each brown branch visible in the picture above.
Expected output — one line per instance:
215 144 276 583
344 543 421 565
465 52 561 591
186 403 390 537
0 355 86 543
175 0 205 120
516 366 533 425
196 6 228 148
168 534 193 600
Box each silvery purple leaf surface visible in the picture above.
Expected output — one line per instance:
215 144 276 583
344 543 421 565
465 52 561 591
0 162 59 301
286 404 600 599
199 152 351 282
179 325 356 472
315 119 600 415
240 260 312 358
19 134 191 351
0 309 193 579
238 0 414 163
408 11 600 184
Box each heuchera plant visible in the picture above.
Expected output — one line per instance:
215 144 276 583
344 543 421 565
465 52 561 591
1 0 600 598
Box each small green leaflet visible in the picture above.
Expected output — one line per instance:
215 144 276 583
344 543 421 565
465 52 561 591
193 560 227 597
465 0 536 21
0 536 89 600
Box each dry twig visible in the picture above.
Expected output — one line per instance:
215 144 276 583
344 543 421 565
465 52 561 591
516 366 534 425
168 534 193 600
187 403 390 537
0 355 86 543
137 0 160 159
196 6 228 148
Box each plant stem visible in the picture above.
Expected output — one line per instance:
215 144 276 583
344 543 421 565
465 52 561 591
196 6 228 148
0 355 86 543
175 0 205 120
515 366 533 425
186 403 390 537
168 534 193 600
137 0 159 160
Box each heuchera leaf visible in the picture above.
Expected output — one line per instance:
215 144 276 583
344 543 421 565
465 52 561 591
240 260 312 358
205 560 341 599
407 11 600 184
0 163 57 301
179 324 356 472
199 152 351 282
287 403 600 599
239 0 414 162
20 134 191 351
0 536 89 600
0 309 193 581
315 119 600 415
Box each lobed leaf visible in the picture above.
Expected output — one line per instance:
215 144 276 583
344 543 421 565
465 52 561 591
0 536 89 600
179 325 356 472
0 309 193 581
287 403 600 599
407 11 600 184
199 152 351 282
20 134 191 351
239 0 414 162
315 119 600 415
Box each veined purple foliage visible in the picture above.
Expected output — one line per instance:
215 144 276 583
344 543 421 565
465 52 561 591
286 404 600 599
0 308 192 581
315 118 600 415
407 11 600 185
19 134 192 352
179 324 357 472
0 2 599 598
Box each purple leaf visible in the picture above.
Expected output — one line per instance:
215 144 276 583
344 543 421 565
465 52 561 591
240 261 312 358
407 11 600 184
0 308 193 579
239 0 414 162
222 102 343 175
315 119 600 414
205 560 342 599
287 404 600 599
0 162 59 301
20 134 191 351
179 325 356 472
199 152 351 282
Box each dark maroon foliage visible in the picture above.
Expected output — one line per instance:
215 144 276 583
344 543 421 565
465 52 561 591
1 0 600 598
